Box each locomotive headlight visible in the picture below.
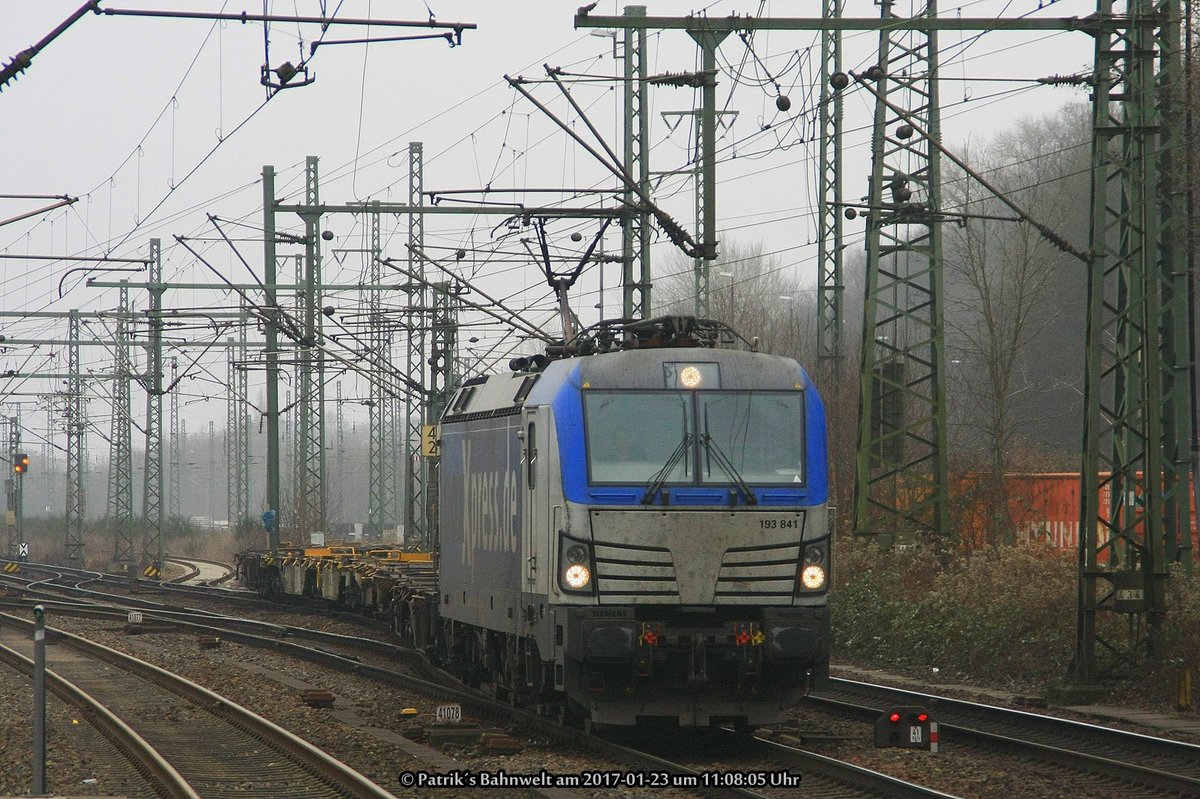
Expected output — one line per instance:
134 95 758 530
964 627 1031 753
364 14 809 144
679 365 703 388
558 533 596 594
797 539 829 593
563 563 592 590
800 564 827 590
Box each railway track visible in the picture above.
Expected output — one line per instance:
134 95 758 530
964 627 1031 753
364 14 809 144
628 728 962 799
20 562 1198 797
0 569 953 799
0 611 395 799
2 597 950 799
809 677 1200 798
162 556 237 585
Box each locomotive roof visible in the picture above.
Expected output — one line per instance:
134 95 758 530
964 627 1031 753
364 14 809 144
443 347 810 420
565 347 808 392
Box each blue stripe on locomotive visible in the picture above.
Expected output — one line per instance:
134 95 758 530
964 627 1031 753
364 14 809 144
550 361 829 507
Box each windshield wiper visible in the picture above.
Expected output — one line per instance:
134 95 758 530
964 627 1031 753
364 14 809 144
641 433 693 505
701 434 758 506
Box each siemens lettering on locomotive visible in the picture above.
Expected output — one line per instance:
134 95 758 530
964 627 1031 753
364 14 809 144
239 316 831 730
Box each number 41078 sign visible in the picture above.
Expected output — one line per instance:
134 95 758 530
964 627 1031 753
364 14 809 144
435 703 462 724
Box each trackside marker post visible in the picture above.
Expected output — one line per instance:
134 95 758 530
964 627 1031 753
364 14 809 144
33 603 46 795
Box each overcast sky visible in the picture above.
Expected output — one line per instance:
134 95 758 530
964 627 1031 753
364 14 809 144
0 0 1096 506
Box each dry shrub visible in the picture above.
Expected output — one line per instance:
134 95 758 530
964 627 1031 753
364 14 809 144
1159 566 1200 676
832 538 933 664
832 537 1077 689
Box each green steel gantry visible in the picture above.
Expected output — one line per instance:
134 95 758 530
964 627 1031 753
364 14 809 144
368 200 398 541
404 144 428 548
819 0 845 365
1074 0 1193 681
65 309 85 564
297 157 329 541
140 238 164 571
108 281 135 574
226 317 250 530
5 416 21 559
621 6 653 320
168 357 181 519
577 4 1194 681
853 0 951 544
263 148 629 549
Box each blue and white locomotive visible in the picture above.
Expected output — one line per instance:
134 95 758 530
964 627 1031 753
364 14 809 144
435 316 830 729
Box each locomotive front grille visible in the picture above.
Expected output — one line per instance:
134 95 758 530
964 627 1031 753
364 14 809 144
593 541 679 600
589 509 812 605
716 542 800 598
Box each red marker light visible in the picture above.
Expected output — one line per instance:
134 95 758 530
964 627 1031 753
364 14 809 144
917 713 929 723
889 712 901 723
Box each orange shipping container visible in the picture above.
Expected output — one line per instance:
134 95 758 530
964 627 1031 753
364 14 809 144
957 472 1198 557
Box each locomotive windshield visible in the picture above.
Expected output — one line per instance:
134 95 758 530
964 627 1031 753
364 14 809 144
584 390 804 486
585 392 694 484
699 392 805 484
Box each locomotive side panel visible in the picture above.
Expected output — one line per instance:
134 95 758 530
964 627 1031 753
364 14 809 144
439 414 524 633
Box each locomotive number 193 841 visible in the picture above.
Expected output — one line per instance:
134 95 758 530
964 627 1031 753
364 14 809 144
758 517 800 529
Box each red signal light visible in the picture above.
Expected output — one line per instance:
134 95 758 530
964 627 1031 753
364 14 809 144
889 712 901 723
917 712 929 723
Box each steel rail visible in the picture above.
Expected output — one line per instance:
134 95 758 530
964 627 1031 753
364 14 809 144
812 677 1200 796
2 578 857 799
0 638 200 799
0 612 398 799
740 732 963 798
1 592 769 799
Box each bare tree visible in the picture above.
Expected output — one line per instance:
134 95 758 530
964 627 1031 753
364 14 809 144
942 106 1091 544
656 239 814 360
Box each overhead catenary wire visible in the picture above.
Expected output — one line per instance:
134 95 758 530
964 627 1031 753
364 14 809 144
0 3 1113 472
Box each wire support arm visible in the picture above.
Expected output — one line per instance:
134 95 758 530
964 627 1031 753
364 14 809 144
96 6 477 36
0 196 79 228
505 71 700 258
0 1 100 90
385 251 555 344
850 70 1089 263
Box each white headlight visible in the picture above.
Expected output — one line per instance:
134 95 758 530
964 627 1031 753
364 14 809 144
801 564 826 590
563 564 591 590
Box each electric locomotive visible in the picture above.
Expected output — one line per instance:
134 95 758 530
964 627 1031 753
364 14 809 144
435 316 829 729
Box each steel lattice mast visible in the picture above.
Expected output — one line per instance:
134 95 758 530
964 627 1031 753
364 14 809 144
405 143 428 547
140 238 164 570
226 317 250 530
332 380 344 531
621 6 652 320
108 281 135 572
1074 0 1193 681
297 157 328 539
1152 0 1193 575
64 309 86 564
426 279 458 552
6 416 20 558
261 165 283 549
369 202 397 540
168 357 181 519
818 0 845 362
852 0 950 543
